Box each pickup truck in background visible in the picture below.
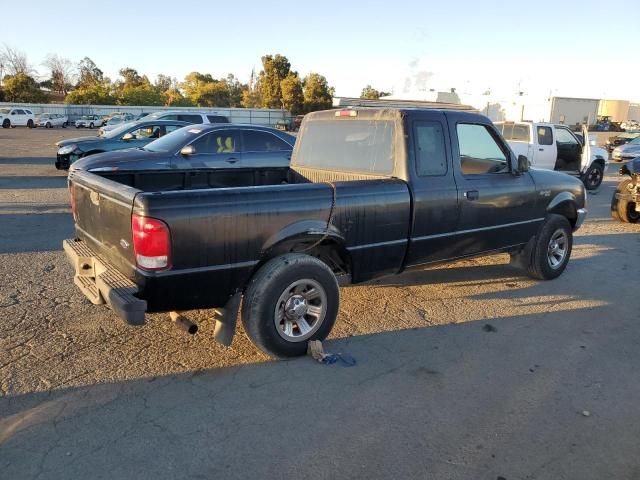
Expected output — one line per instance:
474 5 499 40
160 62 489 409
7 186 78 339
494 121 608 190
64 108 587 358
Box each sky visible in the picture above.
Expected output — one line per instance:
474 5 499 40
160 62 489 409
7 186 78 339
3 0 639 114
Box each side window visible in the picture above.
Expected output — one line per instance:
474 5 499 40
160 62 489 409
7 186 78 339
555 128 578 145
413 121 447 176
11 110 17 115
161 114 179 121
537 126 553 146
457 123 509 175
207 115 229 123
178 114 202 123
129 125 161 139
243 131 291 152
164 124 182 135
15 110 25 115
190 131 239 154
24 110 33 115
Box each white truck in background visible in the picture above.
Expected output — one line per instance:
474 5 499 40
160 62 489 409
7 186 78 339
494 122 608 190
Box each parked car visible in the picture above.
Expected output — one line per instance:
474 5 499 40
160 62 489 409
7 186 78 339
64 108 586 358
611 157 640 223
139 111 229 124
37 113 69 128
0 107 35 128
75 115 102 129
494 121 608 190
70 124 295 173
611 136 640 162
605 132 640 153
55 120 189 170
98 114 136 134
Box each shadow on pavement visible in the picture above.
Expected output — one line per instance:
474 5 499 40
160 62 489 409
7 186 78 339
0 176 67 190
0 157 56 166
1 305 639 480
0 213 73 253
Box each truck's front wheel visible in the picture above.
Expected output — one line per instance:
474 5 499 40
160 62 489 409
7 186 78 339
582 162 604 190
518 215 573 280
242 253 339 358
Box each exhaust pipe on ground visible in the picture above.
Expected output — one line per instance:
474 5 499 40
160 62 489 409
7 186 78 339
170 311 198 335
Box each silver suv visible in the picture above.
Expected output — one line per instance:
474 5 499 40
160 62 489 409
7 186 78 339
139 111 229 124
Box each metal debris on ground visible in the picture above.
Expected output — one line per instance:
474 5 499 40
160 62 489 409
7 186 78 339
307 340 356 367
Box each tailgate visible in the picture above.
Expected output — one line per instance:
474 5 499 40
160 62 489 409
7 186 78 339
69 170 139 278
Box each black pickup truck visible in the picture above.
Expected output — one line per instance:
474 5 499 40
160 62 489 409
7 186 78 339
64 108 587 358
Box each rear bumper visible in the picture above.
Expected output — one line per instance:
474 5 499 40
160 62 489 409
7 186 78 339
64 238 147 325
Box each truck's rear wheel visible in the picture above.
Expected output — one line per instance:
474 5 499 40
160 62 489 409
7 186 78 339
241 253 339 358
582 162 604 190
519 215 573 280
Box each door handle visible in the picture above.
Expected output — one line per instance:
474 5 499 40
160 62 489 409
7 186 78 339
538 148 544 151
225 157 238 164
464 190 479 201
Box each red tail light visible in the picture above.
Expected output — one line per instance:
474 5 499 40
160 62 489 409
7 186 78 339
68 183 77 221
131 214 171 271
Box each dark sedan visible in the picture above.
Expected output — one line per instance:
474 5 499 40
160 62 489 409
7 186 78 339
55 120 190 170
70 124 296 174
605 132 640 153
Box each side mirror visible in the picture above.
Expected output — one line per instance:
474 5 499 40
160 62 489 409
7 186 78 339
122 132 134 141
517 154 529 173
180 145 195 156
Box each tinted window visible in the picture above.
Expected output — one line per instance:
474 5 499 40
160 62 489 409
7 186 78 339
496 123 530 142
129 125 162 139
190 130 240 154
555 128 578 145
24 110 33 115
159 114 179 121
295 120 394 174
16 110 25 115
414 121 447 176
457 123 509 175
144 126 204 152
165 124 183 134
207 115 229 123
537 126 553 145
178 114 202 123
243 131 291 152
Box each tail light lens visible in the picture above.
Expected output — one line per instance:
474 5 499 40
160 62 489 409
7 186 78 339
68 183 77 221
131 214 171 271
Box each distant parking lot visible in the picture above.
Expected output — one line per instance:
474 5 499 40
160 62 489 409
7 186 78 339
1 126 640 479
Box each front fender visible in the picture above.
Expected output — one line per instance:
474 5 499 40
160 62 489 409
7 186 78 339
546 191 578 225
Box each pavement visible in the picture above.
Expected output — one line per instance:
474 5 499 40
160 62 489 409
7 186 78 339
1 127 639 479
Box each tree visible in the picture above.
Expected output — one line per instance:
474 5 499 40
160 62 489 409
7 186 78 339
181 72 231 107
225 73 247 107
0 45 33 76
258 54 291 108
77 57 104 88
164 88 194 107
119 85 164 106
3 73 48 103
280 73 303 114
241 87 262 108
360 85 390 100
65 82 115 105
43 54 76 96
154 74 174 94
118 67 145 89
303 73 334 112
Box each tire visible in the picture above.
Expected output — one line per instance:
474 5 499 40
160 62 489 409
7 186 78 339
63 122 68 128
2 119 10 128
27 119 34 129
89 123 94 129
582 162 604 190
46 122 51 129
614 179 640 223
520 215 573 280
241 253 340 358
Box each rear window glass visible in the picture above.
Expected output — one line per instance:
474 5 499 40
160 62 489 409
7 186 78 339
495 123 530 142
295 120 394 174
207 115 229 123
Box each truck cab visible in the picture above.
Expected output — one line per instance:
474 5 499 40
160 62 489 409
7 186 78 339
494 121 608 190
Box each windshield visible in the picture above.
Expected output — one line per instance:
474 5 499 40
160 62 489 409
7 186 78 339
103 123 134 139
144 125 204 152
108 117 123 124
629 137 640 145
40 113 50 118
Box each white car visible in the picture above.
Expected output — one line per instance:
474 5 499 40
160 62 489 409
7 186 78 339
37 113 69 128
494 121 608 190
75 115 102 129
98 114 135 135
139 111 229 124
0 107 36 128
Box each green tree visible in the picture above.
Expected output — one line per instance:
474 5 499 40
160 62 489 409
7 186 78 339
181 72 231 107
280 73 303 114
77 57 104 88
65 82 115 105
119 85 164 106
258 54 291 108
164 88 194 107
360 85 390 99
154 74 174 94
3 73 48 103
303 73 334 112
118 67 145 89
225 73 247 107
241 87 262 108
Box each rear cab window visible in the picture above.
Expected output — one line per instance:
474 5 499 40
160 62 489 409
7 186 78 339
413 121 447 176
295 117 395 175
494 123 530 142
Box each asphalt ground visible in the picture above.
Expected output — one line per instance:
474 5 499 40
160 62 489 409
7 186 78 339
1 126 639 479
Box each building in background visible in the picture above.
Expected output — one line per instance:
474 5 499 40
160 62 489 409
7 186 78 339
598 100 630 122
549 97 600 126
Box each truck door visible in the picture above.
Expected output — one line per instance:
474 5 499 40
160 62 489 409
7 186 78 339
532 124 557 170
448 113 539 256
404 111 461 266
554 126 582 171
580 124 592 171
